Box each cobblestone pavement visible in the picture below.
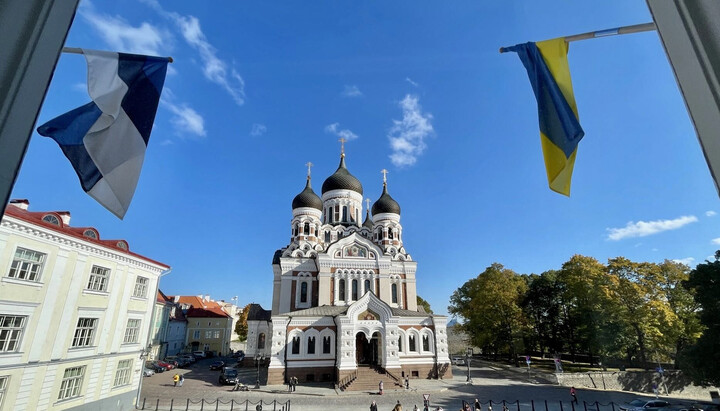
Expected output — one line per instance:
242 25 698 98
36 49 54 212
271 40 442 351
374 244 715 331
138 357 696 411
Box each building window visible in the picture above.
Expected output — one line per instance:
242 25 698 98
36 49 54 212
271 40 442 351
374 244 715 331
409 335 416 352
398 337 403 352
334 205 340 222
423 335 430 351
124 319 141 344
86 265 110 292
364 279 371 294
113 359 133 387
83 229 97 239
323 336 331 354
325 231 331 242
0 315 26 352
304 222 310 235
58 366 85 400
258 333 266 349
42 214 60 225
300 282 308 303
338 279 346 301
72 318 97 347
7 247 46 282
291 336 300 355
342 206 348 222
193 330 200 339
213 330 220 339
205 331 213 339
307 336 315 354
391 284 398 304
133 276 149 298
351 280 358 300
0 376 7 408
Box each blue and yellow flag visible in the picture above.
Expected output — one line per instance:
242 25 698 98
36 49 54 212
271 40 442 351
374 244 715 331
505 38 584 196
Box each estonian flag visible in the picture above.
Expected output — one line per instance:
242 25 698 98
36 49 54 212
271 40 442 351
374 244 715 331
505 38 584 196
37 49 168 218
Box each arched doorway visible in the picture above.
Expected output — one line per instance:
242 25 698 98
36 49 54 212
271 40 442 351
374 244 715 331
355 332 381 366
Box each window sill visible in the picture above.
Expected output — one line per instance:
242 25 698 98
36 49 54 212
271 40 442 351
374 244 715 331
68 346 96 352
1 277 43 288
130 296 147 301
82 289 109 297
55 395 84 406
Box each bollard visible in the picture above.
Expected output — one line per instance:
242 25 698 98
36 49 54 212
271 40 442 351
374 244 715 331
560 401 564 411
142 398 146 410
595 402 600 411
201 399 205 411
245 399 249 411
216 398 220 411
532 400 536 411
274 399 277 410
170 399 174 411
611 403 616 411
186 399 190 411
517 400 521 411
155 399 159 411
545 400 549 411
583 401 587 411
230 400 234 411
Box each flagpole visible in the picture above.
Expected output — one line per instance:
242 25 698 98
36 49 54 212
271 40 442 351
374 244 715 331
499 22 656 53
61 47 174 63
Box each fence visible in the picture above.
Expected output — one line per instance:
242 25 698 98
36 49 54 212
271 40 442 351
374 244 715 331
138 398 291 411
454 400 629 411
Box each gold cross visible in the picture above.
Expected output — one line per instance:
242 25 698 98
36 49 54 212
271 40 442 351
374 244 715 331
305 161 313 177
339 137 346 154
381 169 388 183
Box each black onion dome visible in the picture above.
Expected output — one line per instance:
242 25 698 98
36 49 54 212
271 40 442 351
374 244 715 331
372 183 401 215
363 210 373 228
292 177 323 210
321 155 363 195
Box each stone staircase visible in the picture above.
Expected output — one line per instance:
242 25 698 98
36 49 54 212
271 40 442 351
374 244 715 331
344 366 401 392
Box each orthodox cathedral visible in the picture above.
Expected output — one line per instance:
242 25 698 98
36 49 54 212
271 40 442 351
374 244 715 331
246 148 451 387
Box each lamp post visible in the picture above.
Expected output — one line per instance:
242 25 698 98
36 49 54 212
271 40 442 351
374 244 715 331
254 353 266 389
465 347 473 383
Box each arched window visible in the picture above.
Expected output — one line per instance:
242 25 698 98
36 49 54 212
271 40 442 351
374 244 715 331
323 336 331 354
307 336 315 354
351 279 358 300
389 229 394 239
342 206 348 222
422 335 430 351
364 279 371 294
304 222 310 235
291 336 300 354
329 208 333 223
391 283 398 304
258 333 266 349
409 335 416 352
300 282 308 303
339 279 346 301
325 231 331 242
398 337 403 352
42 214 60 225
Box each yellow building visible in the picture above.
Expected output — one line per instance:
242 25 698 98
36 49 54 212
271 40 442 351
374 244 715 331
0 200 169 410
171 296 233 356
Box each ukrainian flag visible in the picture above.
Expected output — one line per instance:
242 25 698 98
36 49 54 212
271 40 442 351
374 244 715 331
505 38 584 196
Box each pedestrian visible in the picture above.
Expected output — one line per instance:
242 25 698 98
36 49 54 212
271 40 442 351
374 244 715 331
414 405 419 411
405 376 410 390
393 400 403 411
292 376 298 392
178 374 184 387
370 400 378 411
287 377 292 392
570 387 578 404
172 373 179 387
379 380 384 395
474 399 482 411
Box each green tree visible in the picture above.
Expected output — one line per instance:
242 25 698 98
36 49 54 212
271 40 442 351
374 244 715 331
449 263 528 366
680 252 719 386
234 304 251 342
416 296 433 313
521 270 564 357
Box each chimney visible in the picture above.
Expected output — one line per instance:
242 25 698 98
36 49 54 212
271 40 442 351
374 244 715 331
9 199 29 210
57 211 71 225
174 296 179 303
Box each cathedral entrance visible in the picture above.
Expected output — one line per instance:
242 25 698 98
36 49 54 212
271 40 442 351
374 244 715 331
355 332 381 366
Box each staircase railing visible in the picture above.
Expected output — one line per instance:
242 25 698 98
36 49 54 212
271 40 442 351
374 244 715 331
338 370 357 391
376 366 402 386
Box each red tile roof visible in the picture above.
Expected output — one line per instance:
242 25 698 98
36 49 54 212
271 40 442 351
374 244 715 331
4 202 169 269
169 295 232 318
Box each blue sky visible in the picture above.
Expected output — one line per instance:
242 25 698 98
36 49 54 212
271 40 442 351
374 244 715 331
10 1 719 316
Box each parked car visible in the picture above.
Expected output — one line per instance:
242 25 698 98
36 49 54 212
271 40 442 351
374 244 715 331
143 368 155 377
619 400 671 411
219 367 239 385
692 404 719 411
452 357 466 366
192 351 207 358
179 354 196 363
155 360 174 370
232 350 245 358
145 361 165 373
210 361 225 370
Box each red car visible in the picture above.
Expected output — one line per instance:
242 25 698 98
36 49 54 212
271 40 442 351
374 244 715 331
155 360 174 370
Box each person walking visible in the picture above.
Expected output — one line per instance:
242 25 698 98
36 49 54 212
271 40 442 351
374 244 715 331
570 387 578 404
178 374 184 387
474 399 482 411
414 405 419 411
405 376 410 390
379 380 384 395
172 373 179 387
393 400 403 411
370 400 378 411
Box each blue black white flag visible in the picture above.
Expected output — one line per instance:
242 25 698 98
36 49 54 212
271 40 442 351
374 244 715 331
37 49 168 219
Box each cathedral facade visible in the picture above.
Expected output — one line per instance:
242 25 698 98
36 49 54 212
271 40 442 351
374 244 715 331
248 152 451 386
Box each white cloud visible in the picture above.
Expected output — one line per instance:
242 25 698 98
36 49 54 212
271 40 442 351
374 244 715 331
388 94 434 167
160 139 174 146
79 2 169 56
606 215 698 240
342 85 363 97
712 238 720 245
141 0 245 106
161 90 206 137
250 124 267 137
672 257 695 266
707 210 717 217
325 123 358 141
406 77 419 87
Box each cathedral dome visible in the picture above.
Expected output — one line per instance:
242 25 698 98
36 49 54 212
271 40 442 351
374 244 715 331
362 209 373 228
322 155 363 195
292 178 323 210
372 183 401 215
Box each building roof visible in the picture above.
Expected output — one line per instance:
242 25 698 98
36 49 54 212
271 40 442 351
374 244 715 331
281 305 348 317
321 155 363 195
292 177 323 210
4 200 169 269
390 307 430 317
371 183 401 215
247 303 272 321
170 295 232 318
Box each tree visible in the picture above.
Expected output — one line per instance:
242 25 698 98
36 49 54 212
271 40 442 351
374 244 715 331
680 252 719 386
234 304 252 342
416 295 433 313
449 263 528 366
521 270 564 358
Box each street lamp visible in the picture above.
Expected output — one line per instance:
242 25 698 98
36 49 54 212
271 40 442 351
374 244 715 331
254 353 266 389
465 347 473 383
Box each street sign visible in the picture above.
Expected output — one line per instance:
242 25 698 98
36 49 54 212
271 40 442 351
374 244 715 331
423 394 430 401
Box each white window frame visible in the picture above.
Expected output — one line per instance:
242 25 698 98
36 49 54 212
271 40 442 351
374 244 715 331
133 276 149 298
7 247 46 282
113 359 133 387
86 265 110 292
71 318 97 347
193 330 200 339
0 315 26 352
58 366 85 400
0 375 7 408
123 319 141 344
